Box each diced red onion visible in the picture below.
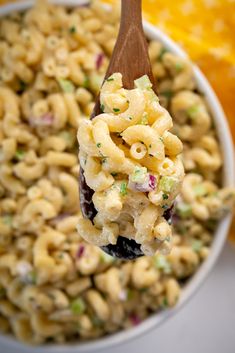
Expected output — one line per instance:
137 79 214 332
96 53 104 70
149 174 156 190
76 245 85 258
29 113 54 127
128 174 156 193
129 314 141 326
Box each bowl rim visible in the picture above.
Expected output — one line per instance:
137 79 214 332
0 1 234 352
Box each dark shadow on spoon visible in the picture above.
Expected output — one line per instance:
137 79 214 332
101 237 143 260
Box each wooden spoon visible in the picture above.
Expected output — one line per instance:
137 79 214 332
79 0 159 259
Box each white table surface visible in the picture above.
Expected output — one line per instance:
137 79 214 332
1 243 235 353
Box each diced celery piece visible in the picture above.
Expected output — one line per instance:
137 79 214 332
193 184 207 197
130 166 147 183
2 215 13 226
15 149 25 160
70 298 86 315
100 252 114 264
90 73 103 93
192 240 203 252
134 75 152 90
154 255 171 274
159 176 176 193
57 78 75 93
175 62 184 72
120 182 128 196
187 105 199 119
176 203 192 218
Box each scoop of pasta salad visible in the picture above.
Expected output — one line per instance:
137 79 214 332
77 73 185 256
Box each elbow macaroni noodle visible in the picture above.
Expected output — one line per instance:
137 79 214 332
0 0 233 345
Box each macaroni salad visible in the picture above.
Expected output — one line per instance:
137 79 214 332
0 0 234 345
77 73 184 256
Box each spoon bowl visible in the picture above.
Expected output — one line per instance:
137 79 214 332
79 0 155 259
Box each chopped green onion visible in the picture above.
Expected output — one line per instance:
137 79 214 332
193 184 207 197
120 182 128 196
160 297 168 308
96 143 102 148
128 116 132 120
106 77 114 82
70 298 86 315
134 75 152 90
100 103 105 112
113 108 120 113
162 204 168 210
154 255 171 274
176 203 192 218
162 193 169 200
15 149 25 160
187 105 199 119
69 26 76 34
57 78 75 93
158 47 168 61
159 176 176 193
161 90 173 99
192 239 203 252
18 80 27 92
130 166 147 183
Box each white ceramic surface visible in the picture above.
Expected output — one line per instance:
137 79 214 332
0 1 234 352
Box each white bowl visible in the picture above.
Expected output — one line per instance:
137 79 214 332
0 1 234 352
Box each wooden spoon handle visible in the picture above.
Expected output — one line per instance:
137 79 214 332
105 0 154 89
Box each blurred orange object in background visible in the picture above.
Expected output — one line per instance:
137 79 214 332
1 0 235 240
